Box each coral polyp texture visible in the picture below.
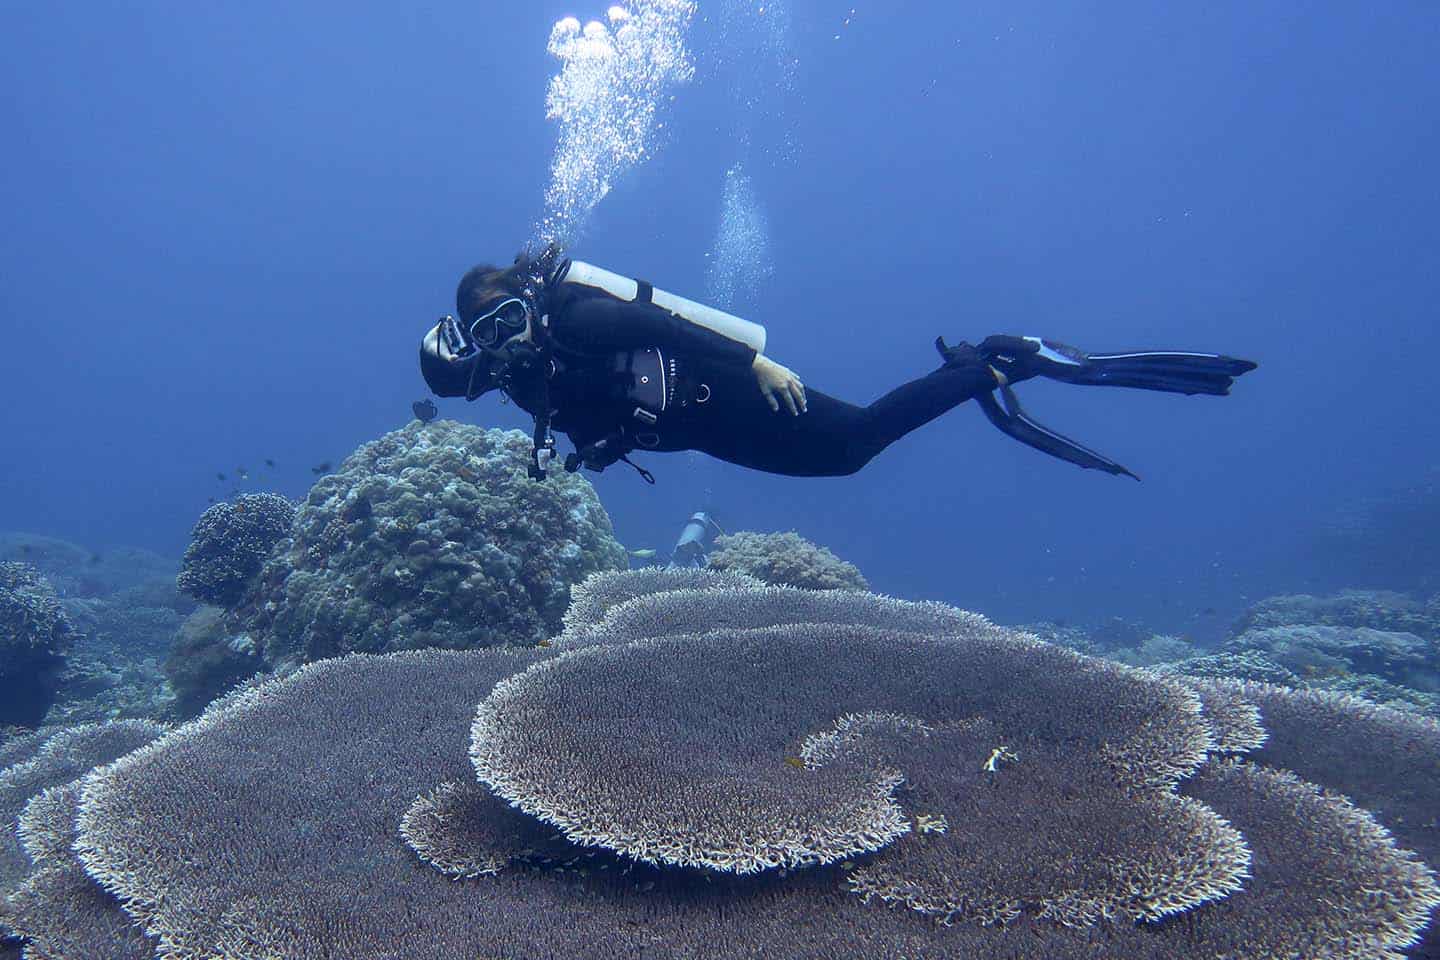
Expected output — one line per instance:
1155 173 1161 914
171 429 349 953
556 582 981 651
176 493 296 607
0 781 154 960
0 574 1434 959
812 713 1249 926
557 565 762 643
0 720 167 891
472 619 1217 876
239 422 628 663
0 562 77 727
705 529 870 591
73 649 547 958
1214 680 1440 866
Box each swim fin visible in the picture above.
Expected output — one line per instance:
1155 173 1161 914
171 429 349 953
937 335 1257 480
978 336 1258 396
976 384 1141 481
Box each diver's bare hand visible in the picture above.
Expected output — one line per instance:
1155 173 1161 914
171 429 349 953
753 355 807 415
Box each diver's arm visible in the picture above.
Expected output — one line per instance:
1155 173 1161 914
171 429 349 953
558 297 757 368
752 354 807 415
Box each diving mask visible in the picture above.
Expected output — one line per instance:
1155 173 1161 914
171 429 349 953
470 297 532 348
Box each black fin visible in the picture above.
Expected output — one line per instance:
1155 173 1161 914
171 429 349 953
978 386 1140 481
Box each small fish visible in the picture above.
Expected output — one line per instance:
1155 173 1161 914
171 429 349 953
1198 607 1217 617
412 399 438 423
216 472 226 482
311 462 332 476
208 497 217 504
783 756 806 769
629 549 658 560
18 543 33 555
236 466 250 481
264 458 277 468
89 553 103 566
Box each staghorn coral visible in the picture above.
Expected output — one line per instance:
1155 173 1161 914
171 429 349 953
238 422 628 663
45 596 1435 959
177 493 296 607
0 780 153 960
75 648 548 959
816 713 1250 926
1152 649 1301 686
1212 681 1440 869
0 720 166 893
557 566 762 644
472 620 1216 875
400 780 578 880
1171 760 1439 960
705 530 869 591
556 582 983 651
0 563 77 728
1175 678 1269 754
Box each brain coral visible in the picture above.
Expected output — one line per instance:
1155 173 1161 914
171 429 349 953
0 562 78 728
177 494 296 607
706 530 869 591
239 422 628 663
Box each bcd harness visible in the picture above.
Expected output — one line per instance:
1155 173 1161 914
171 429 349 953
509 276 694 486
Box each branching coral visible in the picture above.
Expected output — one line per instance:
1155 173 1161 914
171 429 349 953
0 574 1434 959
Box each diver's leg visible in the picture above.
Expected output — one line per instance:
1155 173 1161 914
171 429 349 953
676 361 996 477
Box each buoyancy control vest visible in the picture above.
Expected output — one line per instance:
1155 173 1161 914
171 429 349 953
525 259 767 483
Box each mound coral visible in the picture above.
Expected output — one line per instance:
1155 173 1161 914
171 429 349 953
0 571 1436 959
0 563 77 728
177 493 296 607
238 422 628 663
162 606 266 718
705 530 869 591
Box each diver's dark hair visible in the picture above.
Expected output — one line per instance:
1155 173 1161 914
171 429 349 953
455 243 566 324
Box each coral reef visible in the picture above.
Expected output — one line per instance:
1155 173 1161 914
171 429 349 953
1234 590 1439 639
705 530 869 591
1 572 1436 958
239 422 628 663
0 534 176 600
1224 624 1437 687
1103 633 1198 668
177 493 296 607
1152 650 1301 685
162 606 266 718
0 720 166 893
0 563 76 728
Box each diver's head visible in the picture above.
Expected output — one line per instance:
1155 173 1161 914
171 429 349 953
419 261 540 399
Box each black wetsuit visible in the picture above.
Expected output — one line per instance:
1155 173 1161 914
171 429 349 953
519 284 999 478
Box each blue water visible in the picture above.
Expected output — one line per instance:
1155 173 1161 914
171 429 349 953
2 1 1437 637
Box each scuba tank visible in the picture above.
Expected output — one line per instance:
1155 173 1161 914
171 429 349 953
557 260 768 353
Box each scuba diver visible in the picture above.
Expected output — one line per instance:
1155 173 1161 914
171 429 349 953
419 245 1257 484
